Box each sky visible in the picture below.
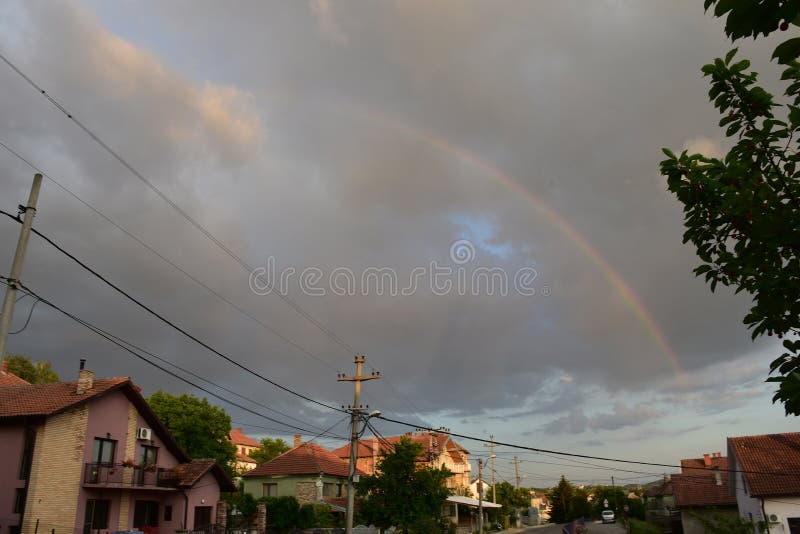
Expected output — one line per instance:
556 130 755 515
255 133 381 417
0 0 796 488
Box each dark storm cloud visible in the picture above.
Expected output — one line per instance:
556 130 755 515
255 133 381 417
0 0 791 458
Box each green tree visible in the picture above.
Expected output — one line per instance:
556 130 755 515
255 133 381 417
660 0 800 415
493 481 530 516
4 355 59 383
591 485 626 517
147 390 237 472
546 476 573 524
356 437 452 533
249 437 291 465
568 487 592 520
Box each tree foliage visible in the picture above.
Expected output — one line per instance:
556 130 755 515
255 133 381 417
250 437 291 466
4 355 59 383
356 437 452 533
660 0 800 415
693 509 765 534
492 481 530 516
547 476 573 524
147 390 237 472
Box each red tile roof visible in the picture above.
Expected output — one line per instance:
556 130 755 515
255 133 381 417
0 377 130 417
332 432 469 463
243 442 360 478
728 433 800 497
672 473 736 507
174 459 236 492
0 369 30 387
230 427 260 447
236 452 257 463
681 454 727 474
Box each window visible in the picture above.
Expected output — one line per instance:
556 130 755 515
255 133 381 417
262 483 278 497
133 500 159 528
787 518 800 534
140 445 158 467
83 499 110 534
164 505 173 522
14 488 26 514
323 483 342 498
91 438 116 465
19 428 35 480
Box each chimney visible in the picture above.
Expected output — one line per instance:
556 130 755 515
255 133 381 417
294 434 302 447
714 469 722 486
703 453 711 467
2 360 7 373
713 451 721 458
76 359 94 394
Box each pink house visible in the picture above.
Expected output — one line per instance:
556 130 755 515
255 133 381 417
0 361 235 534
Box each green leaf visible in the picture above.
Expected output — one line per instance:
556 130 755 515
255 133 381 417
661 148 676 159
773 38 800 65
725 48 739 65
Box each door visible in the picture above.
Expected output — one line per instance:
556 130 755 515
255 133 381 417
133 500 159 532
193 506 212 532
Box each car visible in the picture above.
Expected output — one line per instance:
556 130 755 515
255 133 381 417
601 510 615 524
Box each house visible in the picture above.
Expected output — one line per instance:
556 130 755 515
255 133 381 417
332 430 471 493
671 452 737 534
0 361 30 386
468 477 491 501
241 435 361 506
644 476 678 529
529 490 550 524
229 427 259 474
0 361 235 534
728 432 800 533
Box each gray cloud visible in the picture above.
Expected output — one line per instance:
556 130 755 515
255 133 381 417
0 0 793 465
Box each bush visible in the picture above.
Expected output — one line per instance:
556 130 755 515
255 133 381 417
629 518 662 534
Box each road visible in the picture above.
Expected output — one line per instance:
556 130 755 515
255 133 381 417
520 521 626 534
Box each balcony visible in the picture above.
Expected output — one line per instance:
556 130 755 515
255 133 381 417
83 463 179 490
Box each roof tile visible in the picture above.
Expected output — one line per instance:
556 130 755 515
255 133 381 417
0 377 130 417
728 433 800 497
243 442 359 478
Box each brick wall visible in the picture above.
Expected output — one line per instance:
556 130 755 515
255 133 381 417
22 406 89 534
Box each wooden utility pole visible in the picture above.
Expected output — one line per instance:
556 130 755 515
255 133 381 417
337 355 380 534
477 458 484 534
0 174 43 359
513 456 521 489
484 435 496 503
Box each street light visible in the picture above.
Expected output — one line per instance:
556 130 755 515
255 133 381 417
346 409 381 534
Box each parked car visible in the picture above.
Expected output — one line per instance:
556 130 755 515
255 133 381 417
601 510 615 524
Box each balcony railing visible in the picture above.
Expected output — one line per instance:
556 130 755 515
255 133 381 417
83 463 179 488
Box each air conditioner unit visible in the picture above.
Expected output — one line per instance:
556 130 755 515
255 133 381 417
136 427 152 440
768 513 781 524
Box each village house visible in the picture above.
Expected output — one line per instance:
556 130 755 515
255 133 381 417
241 435 359 509
332 430 471 493
229 427 259 474
671 452 737 534
0 361 235 534
728 432 800 533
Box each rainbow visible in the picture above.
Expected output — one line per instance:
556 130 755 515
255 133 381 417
332 104 685 380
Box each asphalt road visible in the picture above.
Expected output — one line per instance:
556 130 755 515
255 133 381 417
519 521 626 534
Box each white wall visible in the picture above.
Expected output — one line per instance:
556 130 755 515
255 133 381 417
763 497 800 534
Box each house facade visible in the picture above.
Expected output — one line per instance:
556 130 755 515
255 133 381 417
0 363 234 534
241 437 359 506
332 431 471 493
728 433 800 534
229 427 259 474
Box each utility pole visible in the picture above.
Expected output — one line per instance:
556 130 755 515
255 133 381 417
0 174 43 360
513 456 521 489
477 458 484 534
612 475 618 512
484 435 496 503
337 355 379 534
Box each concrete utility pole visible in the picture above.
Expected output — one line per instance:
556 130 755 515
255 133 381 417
484 435 496 503
0 174 43 360
477 458 484 534
513 456 521 489
337 355 380 534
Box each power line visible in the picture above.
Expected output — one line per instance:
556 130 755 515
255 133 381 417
374 415 800 478
2 278 347 440
0 140 338 372
0 209 344 414
0 51 358 358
